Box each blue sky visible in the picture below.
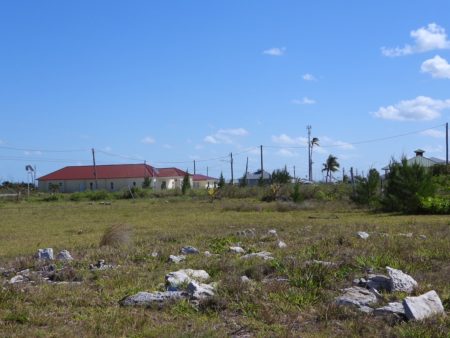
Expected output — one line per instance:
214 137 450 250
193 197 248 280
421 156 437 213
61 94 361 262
1 1 449 182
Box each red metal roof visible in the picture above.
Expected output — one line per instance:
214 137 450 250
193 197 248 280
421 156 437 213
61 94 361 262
38 164 190 181
38 164 156 181
192 174 218 181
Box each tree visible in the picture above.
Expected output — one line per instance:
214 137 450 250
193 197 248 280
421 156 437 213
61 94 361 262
271 167 291 184
322 154 340 182
382 157 435 213
142 176 151 189
181 171 191 194
309 137 319 181
218 172 225 189
353 168 380 205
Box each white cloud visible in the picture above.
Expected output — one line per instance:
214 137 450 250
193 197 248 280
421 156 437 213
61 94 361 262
194 144 204 150
292 97 316 105
24 150 42 156
204 128 249 144
141 136 156 144
421 55 450 79
263 47 286 56
372 96 450 121
420 129 446 138
277 148 297 157
382 23 450 57
423 145 445 154
302 73 317 81
272 134 308 146
320 136 355 150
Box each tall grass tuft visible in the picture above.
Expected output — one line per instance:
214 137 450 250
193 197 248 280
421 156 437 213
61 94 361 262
99 224 133 247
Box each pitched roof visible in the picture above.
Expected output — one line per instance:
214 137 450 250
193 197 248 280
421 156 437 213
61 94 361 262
192 174 218 181
154 167 188 178
38 164 156 181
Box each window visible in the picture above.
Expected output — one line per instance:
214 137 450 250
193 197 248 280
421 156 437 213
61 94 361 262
90 182 93 190
110 182 114 190
133 182 136 187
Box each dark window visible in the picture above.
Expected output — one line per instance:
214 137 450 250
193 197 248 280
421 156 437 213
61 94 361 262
110 182 114 190
90 182 93 190
133 182 136 187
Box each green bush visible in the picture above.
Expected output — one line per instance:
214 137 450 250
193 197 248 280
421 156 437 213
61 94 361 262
420 196 450 214
352 168 381 206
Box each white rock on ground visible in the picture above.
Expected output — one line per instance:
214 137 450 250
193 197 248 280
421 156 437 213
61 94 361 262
120 291 188 306
277 241 287 248
9 275 27 284
229 246 246 254
268 229 277 236
187 281 216 300
356 232 369 240
403 290 445 321
240 276 251 283
374 302 406 317
151 252 159 257
165 269 210 288
386 266 418 293
56 250 73 261
335 286 378 313
306 260 337 267
37 248 54 260
169 255 186 264
241 251 274 260
180 246 199 255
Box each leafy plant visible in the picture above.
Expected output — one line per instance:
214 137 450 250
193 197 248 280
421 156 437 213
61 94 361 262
181 171 191 195
352 168 381 206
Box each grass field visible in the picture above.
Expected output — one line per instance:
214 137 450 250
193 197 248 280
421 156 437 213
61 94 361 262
1 197 449 337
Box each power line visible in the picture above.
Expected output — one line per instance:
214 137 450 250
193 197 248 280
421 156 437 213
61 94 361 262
0 145 88 153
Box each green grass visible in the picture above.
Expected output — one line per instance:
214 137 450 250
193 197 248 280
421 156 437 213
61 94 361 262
0 198 449 337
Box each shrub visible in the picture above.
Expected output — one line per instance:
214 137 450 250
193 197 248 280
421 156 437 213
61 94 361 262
382 158 435 213
352 168 381 206
420 196 450 214
291 182 302 202
99 224 133 247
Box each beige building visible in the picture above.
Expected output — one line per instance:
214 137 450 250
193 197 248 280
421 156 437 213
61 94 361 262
192 174 218 189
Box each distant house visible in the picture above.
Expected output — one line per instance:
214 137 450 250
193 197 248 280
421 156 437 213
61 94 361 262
192 174 218 189
37 164 191 193
382 149 445 175
239 170 271 187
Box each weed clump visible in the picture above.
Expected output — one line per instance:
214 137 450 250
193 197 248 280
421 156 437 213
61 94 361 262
99 224 133 248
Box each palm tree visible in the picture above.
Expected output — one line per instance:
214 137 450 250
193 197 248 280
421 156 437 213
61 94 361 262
309 137 319 181
322 154 340 182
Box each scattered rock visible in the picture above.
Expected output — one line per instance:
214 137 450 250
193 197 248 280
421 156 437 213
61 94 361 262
352 277 367 287
268 229 277 236
120 291 188 307
306 260 337 267
241 251 274 260
37 248 54 260
165 269 210 289
374 302 406 318
169 255 186 264
9 275 28 284
89 260 114 270
367 274 391 292
236 228 256 237
419 235 427 240
229 246 246 254
403 290 444 321
180 246 199 255
56 250 73 261
357 232 369 240
386 267 418 293
1 267 16 278
262 277 289 284
336 286 378 312
277 241 287 249
151 251 159 258
187 281 215 300
204 251 212 257
240 276 251 283
398 232 413 238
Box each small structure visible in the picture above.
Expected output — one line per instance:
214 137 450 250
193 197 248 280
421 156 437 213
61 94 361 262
239 170 271 187
382 149 444 175
37 164 192 193
192 174 218 189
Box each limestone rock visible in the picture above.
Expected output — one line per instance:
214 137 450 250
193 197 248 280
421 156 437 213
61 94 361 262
180 246 199 255
374 302 406 317
89 259 114 270
241 251 274 260
151 251 159 258
236 228 256 237
306 260 337 267
187 281 215 300
240 276 251 283
336 286 378 312
9 275 28 284
268 229 277 236
403 290 444 321
37 248 54 260
277 241 287 249
165 269 210 288
169 255 186 264
357 232 369 240
229 246 246 254
386 267 418 293
56 250 73 261
120 291 187 307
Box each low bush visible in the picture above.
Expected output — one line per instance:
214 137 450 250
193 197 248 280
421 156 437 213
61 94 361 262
420 196 450 214
99 224 133 247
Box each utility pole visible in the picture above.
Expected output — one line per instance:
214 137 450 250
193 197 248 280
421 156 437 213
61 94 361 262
293 165 296 179
446 122 448 169
307 125 312 181
193 160 196 175
350 167 355 197
230 152 234 184
92 148 98 190
260 145 264 180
